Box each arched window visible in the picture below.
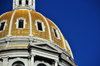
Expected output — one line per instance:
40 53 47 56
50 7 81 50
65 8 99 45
19 0 22 5
26 0 29 5
37 63 46 66
12 61 24 66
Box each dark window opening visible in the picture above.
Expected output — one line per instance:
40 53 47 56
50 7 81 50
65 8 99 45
53 28 58 38
12 61 24 66
37 63 46 66
19 0 22 5
0 22 5 31
18 20 24 28
26 0 28 5
37 22 43 31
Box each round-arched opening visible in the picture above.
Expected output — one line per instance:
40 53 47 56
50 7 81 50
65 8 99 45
37 63 46 66
12 61 25 66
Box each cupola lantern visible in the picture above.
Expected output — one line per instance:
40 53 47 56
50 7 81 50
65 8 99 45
13 0 35 11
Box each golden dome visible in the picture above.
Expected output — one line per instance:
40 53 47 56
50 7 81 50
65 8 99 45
0 10 73 58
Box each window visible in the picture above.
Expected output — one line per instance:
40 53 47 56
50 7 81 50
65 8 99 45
18 20 24 28
52 27 60 39
35 20 45 32
26 0 29 5
15 18 27 29
35 61 51 66
0 20 7 31
37 22 42 31
19 0 22 5
12 61 24 66
0 22 5 31
37 63 46 66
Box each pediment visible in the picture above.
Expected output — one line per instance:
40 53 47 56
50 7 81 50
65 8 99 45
29 43 60 52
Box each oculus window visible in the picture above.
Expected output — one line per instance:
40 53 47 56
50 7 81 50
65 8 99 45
0 20 7 31
37 63 46 66
35 20 45 32
52 27 60 39
15 18 27 29
12 61 24 66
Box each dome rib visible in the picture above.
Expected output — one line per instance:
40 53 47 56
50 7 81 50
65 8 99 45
8 10 17 36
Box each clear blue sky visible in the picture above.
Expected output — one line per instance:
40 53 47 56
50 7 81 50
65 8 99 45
0 0 100 66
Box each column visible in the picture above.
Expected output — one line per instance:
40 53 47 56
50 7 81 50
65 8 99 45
2 57 8 66
29 0 32 6
28 56 31 66
16 0 19 6
31 55 35 66
33 0 35 11
55 60 58 66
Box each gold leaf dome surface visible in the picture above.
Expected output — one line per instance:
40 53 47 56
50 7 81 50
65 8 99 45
0 10 73 58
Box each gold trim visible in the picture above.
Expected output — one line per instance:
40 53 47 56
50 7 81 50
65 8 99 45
0 46 6 49
11 45 28 47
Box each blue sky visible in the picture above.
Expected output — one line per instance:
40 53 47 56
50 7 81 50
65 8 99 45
0 0 100 66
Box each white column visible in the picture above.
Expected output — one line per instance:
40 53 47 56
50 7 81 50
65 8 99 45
31 55 35 66
16 0 19 6
55 60 58 66
28 57 31 66
22 0 25 6
2 57 8 66
29 0 32 6
33 0 35 11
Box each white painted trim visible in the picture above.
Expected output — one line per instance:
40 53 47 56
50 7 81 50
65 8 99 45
0 20 7 32
47 18 66 50
52 26 60 40
15 17 27 29
37 12 52 42
35 61 51 66
8 10 17 36
27 10 33 36
35 20 45 32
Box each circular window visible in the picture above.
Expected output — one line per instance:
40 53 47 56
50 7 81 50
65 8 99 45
12 61 25 66
37 63 46 66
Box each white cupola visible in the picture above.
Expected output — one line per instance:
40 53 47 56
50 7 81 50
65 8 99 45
13 0 35 11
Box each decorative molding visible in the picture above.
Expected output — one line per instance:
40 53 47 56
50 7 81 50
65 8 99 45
35 20 46 32
15 17 27 29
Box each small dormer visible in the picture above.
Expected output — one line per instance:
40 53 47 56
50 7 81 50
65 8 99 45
13 0 35 11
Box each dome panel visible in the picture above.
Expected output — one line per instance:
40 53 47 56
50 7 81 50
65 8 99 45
0 11 14 38
46 18 65 49
30 11 50 40
11 10 30 36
